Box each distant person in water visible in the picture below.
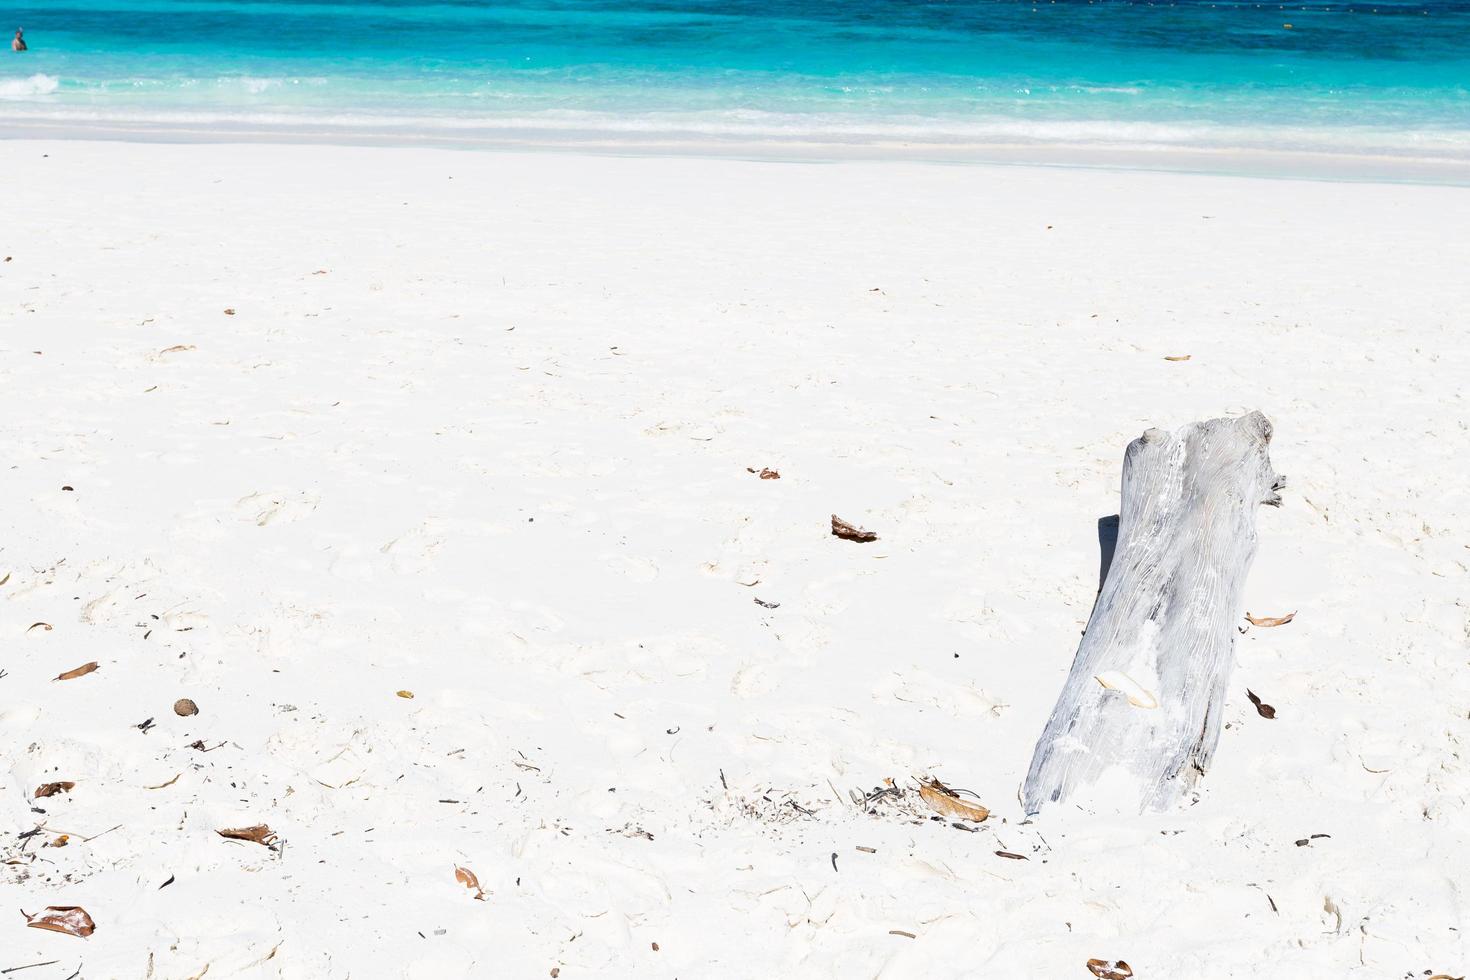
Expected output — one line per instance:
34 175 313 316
12 28 25 51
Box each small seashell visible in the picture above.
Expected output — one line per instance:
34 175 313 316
1094 671 1158 709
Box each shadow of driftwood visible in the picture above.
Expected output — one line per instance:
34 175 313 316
1096 514 1120 594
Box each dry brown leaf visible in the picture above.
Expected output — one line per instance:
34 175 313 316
174 698 199 716
1246 611 1296 627
831 515 878 543
0 571 11 586
27 621 53 633
1163 354 1192 362
397 690 415 699
455 865 486 900
746 467 781 480
48 834 69 848
23 906 96 938
1246 689 1277 719
145 773 182 790
917 779 989 822
217 824 277 846
223 308 236 315
34 781 76 798
160 344 196 354
1087 959 1133 980
55 661 99 681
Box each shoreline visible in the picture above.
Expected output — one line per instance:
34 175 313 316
4 118 1470 186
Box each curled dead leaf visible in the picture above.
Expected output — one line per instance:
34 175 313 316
1246 689 1277 719
34 781 76 798
23 905 96 938
217 824 277 847
831 515 878 543
455 865 486 900
917 778 989 822
174 698 199 716
1246 611 1295 627
397 690 415 699
746 467 781 480
145 772 182 790
0 571 11 586
27 621 53 633
55 661 99 681
48 834 69 848
223 308 236 315
1087 960 1133 980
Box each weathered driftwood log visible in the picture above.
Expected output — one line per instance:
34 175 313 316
1022 411 1284 816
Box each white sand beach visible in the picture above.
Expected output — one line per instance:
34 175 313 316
3 140 1469 978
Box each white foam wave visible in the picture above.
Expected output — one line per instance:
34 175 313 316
0 73 60 98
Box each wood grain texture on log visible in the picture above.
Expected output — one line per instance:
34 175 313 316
1022 411 1283 816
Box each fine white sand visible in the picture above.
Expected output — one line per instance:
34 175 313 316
3 140 1469 979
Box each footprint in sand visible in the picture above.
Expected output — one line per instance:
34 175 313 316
236 489 320 527
603 554 659 583
380 519 446 574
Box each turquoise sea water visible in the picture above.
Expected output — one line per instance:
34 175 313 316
2 0 1469 161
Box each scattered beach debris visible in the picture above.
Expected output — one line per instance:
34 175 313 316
173 698 199 717
54 662 99 681
223 308 236 315
34 782 76 799
753 597 780 609
454 866 486 900
994 850 1028 860
27 622 53 633
217 824 277 847
856 845 876 854
397 690 415 699
889 930 916 939
1086 959 1133 980
159 344 195 354
22 906 96 938
746 467 780 479
1164 354 1191 362
917 778 989 822
1246 689 1276 719
831 515 878 543
1245 610 1295 627
1294 833 1331 847
135 717 156 734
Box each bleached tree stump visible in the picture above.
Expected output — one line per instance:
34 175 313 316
1022 411 1284 816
